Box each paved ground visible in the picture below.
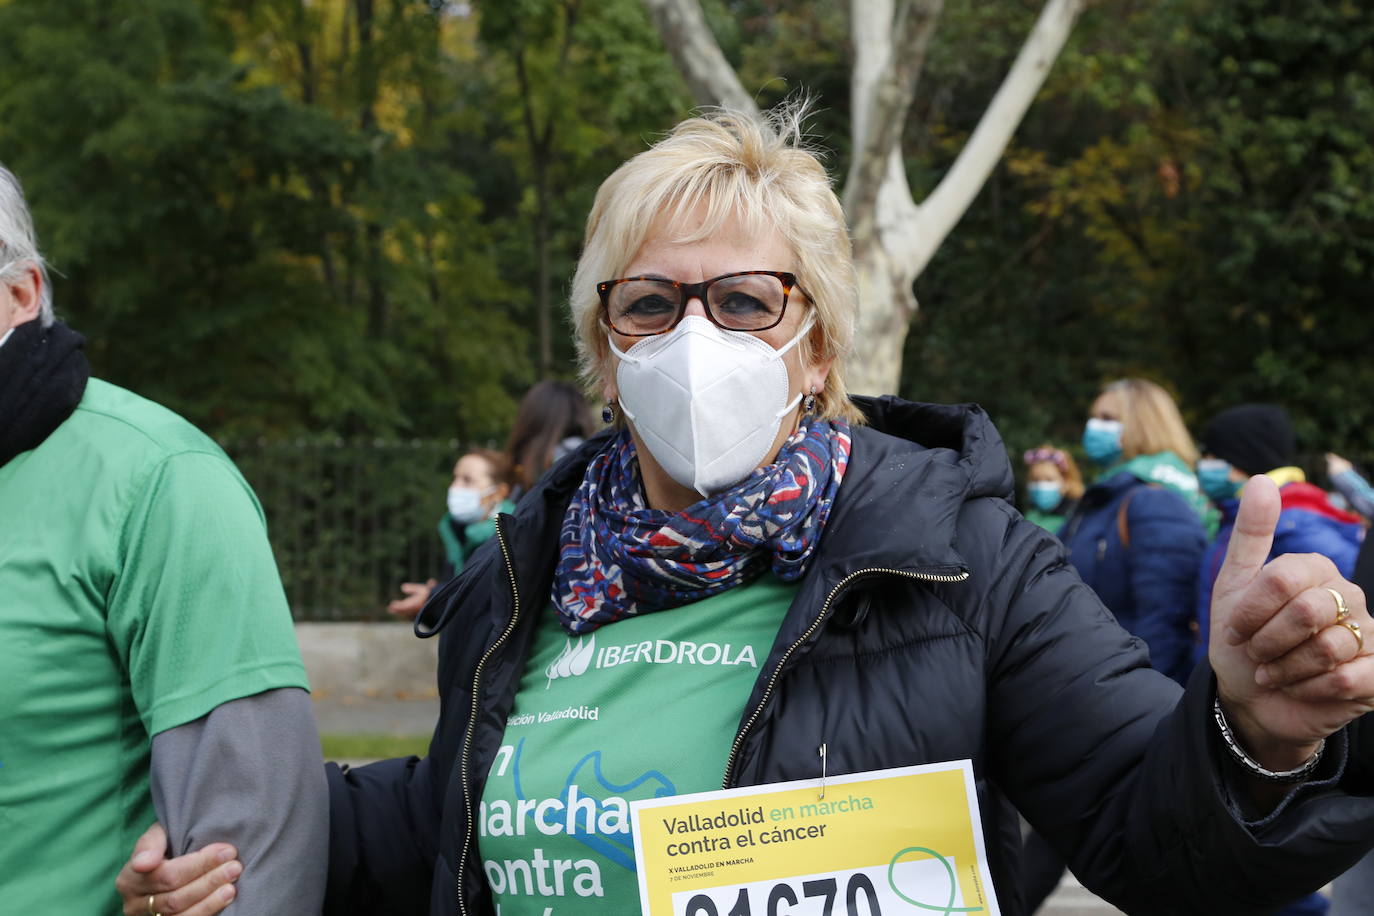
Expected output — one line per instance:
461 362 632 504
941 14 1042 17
1038 876 1125 915
311 692 440 736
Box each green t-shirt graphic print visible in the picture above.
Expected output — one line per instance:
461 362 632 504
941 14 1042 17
479 575 798 914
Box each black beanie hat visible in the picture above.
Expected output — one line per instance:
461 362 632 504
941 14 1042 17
1202 404 1296 476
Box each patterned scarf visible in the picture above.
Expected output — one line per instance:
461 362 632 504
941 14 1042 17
552 415 852 634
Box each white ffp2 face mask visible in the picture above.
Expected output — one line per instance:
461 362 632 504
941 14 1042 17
610 314 813 498
0 327 13 350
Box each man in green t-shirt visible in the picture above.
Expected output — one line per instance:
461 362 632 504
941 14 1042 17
0 165 327 913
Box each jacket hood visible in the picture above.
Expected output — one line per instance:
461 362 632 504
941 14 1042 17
799 395 1013 580
852 395 1015 502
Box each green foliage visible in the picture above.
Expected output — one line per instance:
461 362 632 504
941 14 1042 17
0 0 685 444
2 0 1369 491
905 0 1374 461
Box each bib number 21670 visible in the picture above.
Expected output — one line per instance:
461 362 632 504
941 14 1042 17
680 872 883 916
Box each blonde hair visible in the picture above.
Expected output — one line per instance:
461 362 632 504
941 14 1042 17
1105 378 1198 465
570 105 865 425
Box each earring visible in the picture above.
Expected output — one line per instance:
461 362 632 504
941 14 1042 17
601 401 617 424
803 387 817 413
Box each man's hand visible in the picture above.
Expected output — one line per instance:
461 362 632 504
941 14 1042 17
1209 475 1374 770
387 579 436 620
116 823 239 916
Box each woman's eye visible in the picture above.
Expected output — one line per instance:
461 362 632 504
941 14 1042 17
715 292 770 316
623 294 676 316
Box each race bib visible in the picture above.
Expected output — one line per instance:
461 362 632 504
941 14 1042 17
631 761 998 916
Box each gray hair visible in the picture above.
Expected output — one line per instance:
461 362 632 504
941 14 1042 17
0 164 53 326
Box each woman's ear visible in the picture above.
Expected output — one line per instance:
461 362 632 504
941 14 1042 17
487 482 511 509
805 353 835 399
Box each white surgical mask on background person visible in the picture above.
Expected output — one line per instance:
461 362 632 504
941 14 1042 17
610 313 813 497
447 485 493 524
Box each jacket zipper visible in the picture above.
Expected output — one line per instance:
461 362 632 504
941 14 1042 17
720 566 969 789
456 515 521 916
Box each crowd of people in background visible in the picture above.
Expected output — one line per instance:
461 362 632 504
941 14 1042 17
1019 381 1372 916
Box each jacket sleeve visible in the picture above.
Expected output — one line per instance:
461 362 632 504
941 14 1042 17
1332 468 1374 521
1122 487 1207 685
978 503 1374 914
324 752 443 915
1274 513 1361 579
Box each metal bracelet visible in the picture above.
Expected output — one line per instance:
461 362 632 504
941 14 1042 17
1212 697 1324 783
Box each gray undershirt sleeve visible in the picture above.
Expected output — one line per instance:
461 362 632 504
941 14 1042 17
150 687 328 915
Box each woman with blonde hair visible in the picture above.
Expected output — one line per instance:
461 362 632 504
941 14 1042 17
119 109 1374 916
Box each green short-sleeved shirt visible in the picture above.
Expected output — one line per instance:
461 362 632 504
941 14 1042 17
0 379 309 912
479 576 797 914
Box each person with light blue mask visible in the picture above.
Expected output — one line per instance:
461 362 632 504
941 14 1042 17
1060 377 1209 685
1191 404 1364 916
1023 378 1212 913
385 447 516 620
1021 445 1083 536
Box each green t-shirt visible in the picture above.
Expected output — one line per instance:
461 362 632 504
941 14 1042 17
0 379 309 913
479 575 797 914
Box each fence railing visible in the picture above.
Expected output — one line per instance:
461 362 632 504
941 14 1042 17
228 441 1368 621
222 438 461 621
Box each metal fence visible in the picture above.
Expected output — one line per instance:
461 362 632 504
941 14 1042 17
222 438 461 621
227 441 1368 621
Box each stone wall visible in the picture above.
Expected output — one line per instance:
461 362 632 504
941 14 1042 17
296 622 439 700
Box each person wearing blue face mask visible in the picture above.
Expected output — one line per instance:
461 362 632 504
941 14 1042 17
1192 404 1361 916
386 447 516 620
1021 445 1083 536
1194 405 1364 661
1060 378 1210 686
1023 379 1212 913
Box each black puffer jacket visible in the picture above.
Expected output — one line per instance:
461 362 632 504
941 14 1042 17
325 397 1374 916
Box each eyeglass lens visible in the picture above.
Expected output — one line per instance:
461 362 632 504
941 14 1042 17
606 274 787 335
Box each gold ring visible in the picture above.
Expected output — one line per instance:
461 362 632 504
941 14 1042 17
1338 619 1363 654
1329 587 1350 624
147 895 158 916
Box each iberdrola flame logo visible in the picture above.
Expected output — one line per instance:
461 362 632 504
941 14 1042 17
545 635 595 688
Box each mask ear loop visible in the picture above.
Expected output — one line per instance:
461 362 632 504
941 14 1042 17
770 314 816 424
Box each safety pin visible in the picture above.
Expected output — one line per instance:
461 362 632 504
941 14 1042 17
818 743 827 800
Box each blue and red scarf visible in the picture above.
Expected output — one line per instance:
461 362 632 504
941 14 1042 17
552 415 852 634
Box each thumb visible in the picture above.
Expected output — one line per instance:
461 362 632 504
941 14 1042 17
131 822 169 872
1213 475 1280 603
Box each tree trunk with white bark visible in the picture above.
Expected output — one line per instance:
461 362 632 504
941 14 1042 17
642 0 1085 395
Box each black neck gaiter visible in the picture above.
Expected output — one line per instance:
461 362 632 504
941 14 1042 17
0 318 91 467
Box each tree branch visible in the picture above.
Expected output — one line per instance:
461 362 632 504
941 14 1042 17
843 0 944 235
904 0 1084 276
641 0 758 115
